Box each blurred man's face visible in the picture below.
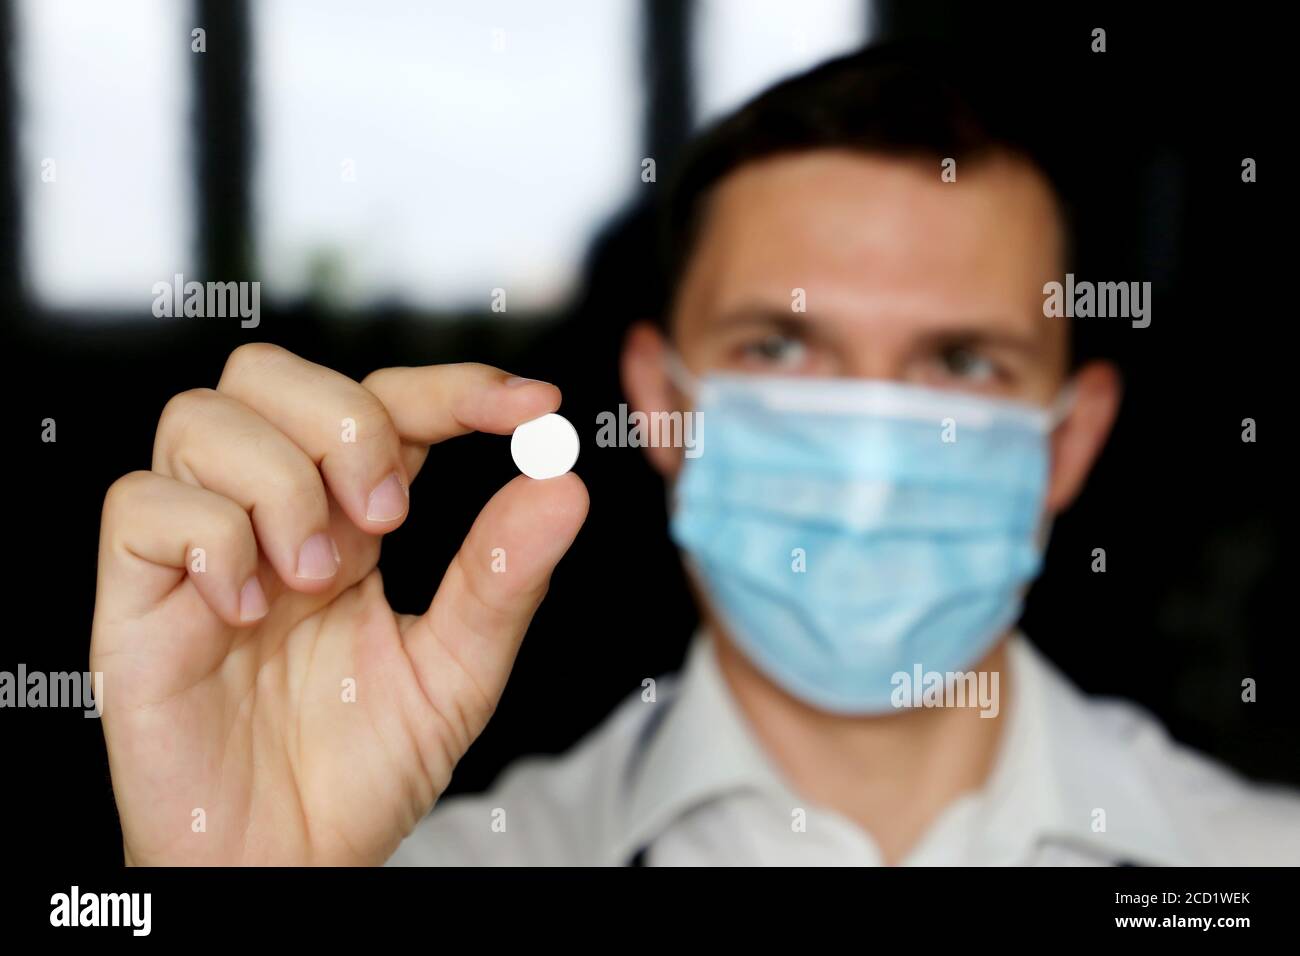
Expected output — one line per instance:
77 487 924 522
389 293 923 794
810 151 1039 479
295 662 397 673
670 148 1069 402
624 147 1119 515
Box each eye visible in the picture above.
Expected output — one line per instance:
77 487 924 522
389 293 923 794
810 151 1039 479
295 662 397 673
939 345 999 383
739 332 808 370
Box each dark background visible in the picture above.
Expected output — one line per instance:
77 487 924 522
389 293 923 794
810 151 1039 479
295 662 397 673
4 1 1293 865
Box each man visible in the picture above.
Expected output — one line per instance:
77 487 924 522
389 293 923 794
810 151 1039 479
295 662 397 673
91 45 1299 866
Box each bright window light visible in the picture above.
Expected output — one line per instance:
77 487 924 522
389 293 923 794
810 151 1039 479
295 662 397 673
16 0 195 310
253 0 643 313
692 0 872 128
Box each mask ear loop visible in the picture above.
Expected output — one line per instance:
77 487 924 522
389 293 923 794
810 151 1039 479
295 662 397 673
1047 381 1078 431
663 347 699 401
661 348 701 516
1033 381 1078 552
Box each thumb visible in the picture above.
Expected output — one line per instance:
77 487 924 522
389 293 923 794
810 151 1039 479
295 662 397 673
405 472 589 750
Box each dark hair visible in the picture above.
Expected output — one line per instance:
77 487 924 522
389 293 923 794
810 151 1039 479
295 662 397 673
658 40 1077 320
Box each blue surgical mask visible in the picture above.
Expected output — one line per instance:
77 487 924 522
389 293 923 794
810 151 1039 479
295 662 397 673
666 355 1074 714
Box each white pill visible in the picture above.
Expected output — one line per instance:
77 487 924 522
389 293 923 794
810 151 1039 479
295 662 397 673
511 413 579 479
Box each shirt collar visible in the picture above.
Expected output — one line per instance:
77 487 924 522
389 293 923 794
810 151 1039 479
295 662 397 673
1005 636 1195 866
616 629 1194 866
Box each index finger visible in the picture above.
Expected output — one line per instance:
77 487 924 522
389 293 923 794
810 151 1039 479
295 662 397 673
362 363 561 441
361 363 562 477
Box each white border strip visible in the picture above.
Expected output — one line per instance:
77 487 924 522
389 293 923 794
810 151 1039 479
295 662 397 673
701 373 1053 430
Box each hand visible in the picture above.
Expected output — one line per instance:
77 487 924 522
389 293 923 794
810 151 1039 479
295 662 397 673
90 344 588 865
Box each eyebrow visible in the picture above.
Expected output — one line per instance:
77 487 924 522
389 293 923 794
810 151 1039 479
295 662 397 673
711 308 810 333
916 327 1044 355
712 306 1044 353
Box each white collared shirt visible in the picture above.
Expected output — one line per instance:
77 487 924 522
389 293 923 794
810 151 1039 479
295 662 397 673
387 632 1300 866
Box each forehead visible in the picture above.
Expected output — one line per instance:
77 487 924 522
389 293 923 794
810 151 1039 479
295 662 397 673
673 148 1065 338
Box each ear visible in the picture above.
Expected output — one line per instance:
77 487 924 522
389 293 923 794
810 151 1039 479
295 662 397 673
1045 360 1122 513
621 321 686 479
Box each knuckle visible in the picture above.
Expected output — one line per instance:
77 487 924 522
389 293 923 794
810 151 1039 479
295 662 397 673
220 342 284 385
157 387 216 436
259 456 329 516
358 366 393 392
154 389 220 470
276 468 329 513
102 470 152 518
207 498 254 550
343 391 398 449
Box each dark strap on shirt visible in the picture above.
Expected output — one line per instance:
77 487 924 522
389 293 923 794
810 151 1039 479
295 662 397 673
619 679 686 868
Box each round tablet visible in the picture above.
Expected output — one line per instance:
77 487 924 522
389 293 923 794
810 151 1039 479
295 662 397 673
511 413 580 479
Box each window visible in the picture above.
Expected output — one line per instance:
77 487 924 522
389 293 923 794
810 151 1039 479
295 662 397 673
16 0 195 310
692 0 871 128
253 0 643 313
9 0 877 318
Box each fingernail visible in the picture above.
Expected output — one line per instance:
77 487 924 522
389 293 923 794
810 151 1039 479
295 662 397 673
239 576 269 622
296 533 341 580
366 472 408 522
505 376 544 388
